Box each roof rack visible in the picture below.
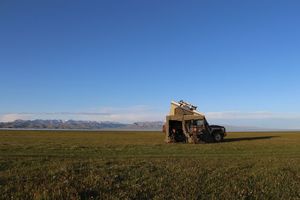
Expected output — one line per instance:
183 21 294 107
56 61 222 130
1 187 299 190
178 100 197 110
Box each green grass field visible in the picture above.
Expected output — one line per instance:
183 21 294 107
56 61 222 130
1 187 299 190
0 130 299 199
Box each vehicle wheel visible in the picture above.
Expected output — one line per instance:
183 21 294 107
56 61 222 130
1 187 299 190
213 132 223 142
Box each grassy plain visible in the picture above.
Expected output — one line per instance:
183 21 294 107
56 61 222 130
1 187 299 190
0 130 299 199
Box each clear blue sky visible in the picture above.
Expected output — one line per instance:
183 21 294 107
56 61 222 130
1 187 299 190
1 1 300 128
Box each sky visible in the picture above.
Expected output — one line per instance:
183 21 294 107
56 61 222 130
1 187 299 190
1 0 300 128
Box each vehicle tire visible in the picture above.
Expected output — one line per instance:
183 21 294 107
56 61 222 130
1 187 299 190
213 132 223 142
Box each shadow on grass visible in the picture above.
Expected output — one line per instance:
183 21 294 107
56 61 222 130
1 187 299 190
223 136 279 143
79 190 99 199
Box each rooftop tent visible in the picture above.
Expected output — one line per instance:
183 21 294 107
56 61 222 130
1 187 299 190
169 101 205 117
165 100 206 143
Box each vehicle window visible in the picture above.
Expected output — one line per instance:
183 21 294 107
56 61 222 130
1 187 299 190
193 120 204 126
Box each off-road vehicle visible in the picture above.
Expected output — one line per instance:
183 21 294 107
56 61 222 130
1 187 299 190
163 100 226 143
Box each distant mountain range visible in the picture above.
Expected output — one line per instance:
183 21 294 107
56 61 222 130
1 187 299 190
0 120 164 130
0 119 288 132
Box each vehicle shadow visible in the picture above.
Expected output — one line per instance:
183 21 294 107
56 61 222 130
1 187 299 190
223 136 279 143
